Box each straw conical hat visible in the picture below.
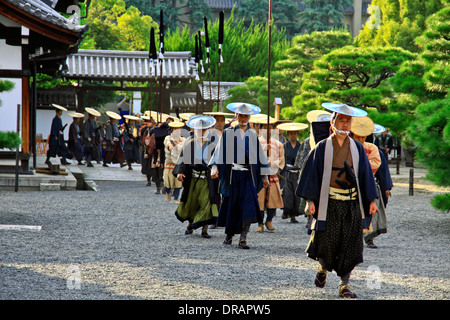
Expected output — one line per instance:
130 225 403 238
203 111 234 117
276 122 308 131
226 102 261 115
252 116 277 125
321 102 367 118
179 113 196 121
85 107 101 117
106 111 121 120
124 115 140 121
68 112 84 118
169 121 185 128
350 116 375 137
52 104 68 111
373 123 386 134
186 115 216 129
306 110 331 123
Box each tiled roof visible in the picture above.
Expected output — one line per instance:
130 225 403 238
170 92 197 111
3 0 88 32
199 81 244 101
205 0 240 10
170 81 245 112
63 49 197 81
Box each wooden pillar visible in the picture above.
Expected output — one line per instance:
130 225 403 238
20 26 30 157
21 76 30 154
75 87 86 113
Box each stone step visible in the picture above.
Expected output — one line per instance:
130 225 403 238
39 183 61 191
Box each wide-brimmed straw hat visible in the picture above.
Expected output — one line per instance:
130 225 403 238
306 110 331 123
373 123 386 134
226 102 261 115
148 111 179 122
276 122 309 131
106 111 121 120
169 121 185 128
52 104 68 111
68 112 84 118
179 113 196 121
249 114 269 122
204 111 234 117
187 115 216 129
85 107 101 117
252 116 277 125
351 116 375 137
124 115 141 121
321 102 367 118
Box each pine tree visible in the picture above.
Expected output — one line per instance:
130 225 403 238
236 0 300 37
287 45 415 135
406 2 450 212
296 0 353 34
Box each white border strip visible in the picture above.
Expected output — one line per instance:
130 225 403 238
0 225 42 231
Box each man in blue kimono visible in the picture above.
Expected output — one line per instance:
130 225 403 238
45 104 72 165
210 103 270 249
296 103 378 298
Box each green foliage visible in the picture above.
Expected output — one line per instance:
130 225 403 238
167 10 289 82
391 1 450 212
0 79 15 107
284 45 415 136
124 0 212 31
355 0 443 52
81 0 158 50
408 98 450 212
0 80 14 92
415 4 450 94
236 0 299 37
226 30 352 117
431 194 450 212
0 131 22 150
297 0 353 34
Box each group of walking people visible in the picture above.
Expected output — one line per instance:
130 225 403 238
46 104 145 170
170 102 393 299
47 101 393 298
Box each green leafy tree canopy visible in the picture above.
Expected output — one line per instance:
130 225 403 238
297 0 353 34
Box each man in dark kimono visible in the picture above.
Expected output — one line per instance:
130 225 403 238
122 115 141 170
296 103 378 298
104 111 125 167
83 108 101 167
277 122 308 223
45 104 72 165
68 112 85 165
149 120 170 193
209 103 270 249
374 128 393 160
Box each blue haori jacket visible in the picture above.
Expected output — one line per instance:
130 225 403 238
208 124 270 197
296 135 379 231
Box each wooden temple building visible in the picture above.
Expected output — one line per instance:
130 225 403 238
0 0 88 173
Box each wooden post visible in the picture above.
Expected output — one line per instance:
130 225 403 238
15 104 21 192
409 168 414 196
273 98 282 121
21 77 29 155
267 0 272 158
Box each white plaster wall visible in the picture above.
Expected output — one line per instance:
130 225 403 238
0 39 22 133
36 110 76 141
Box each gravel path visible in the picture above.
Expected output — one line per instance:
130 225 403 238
0 176 449 301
